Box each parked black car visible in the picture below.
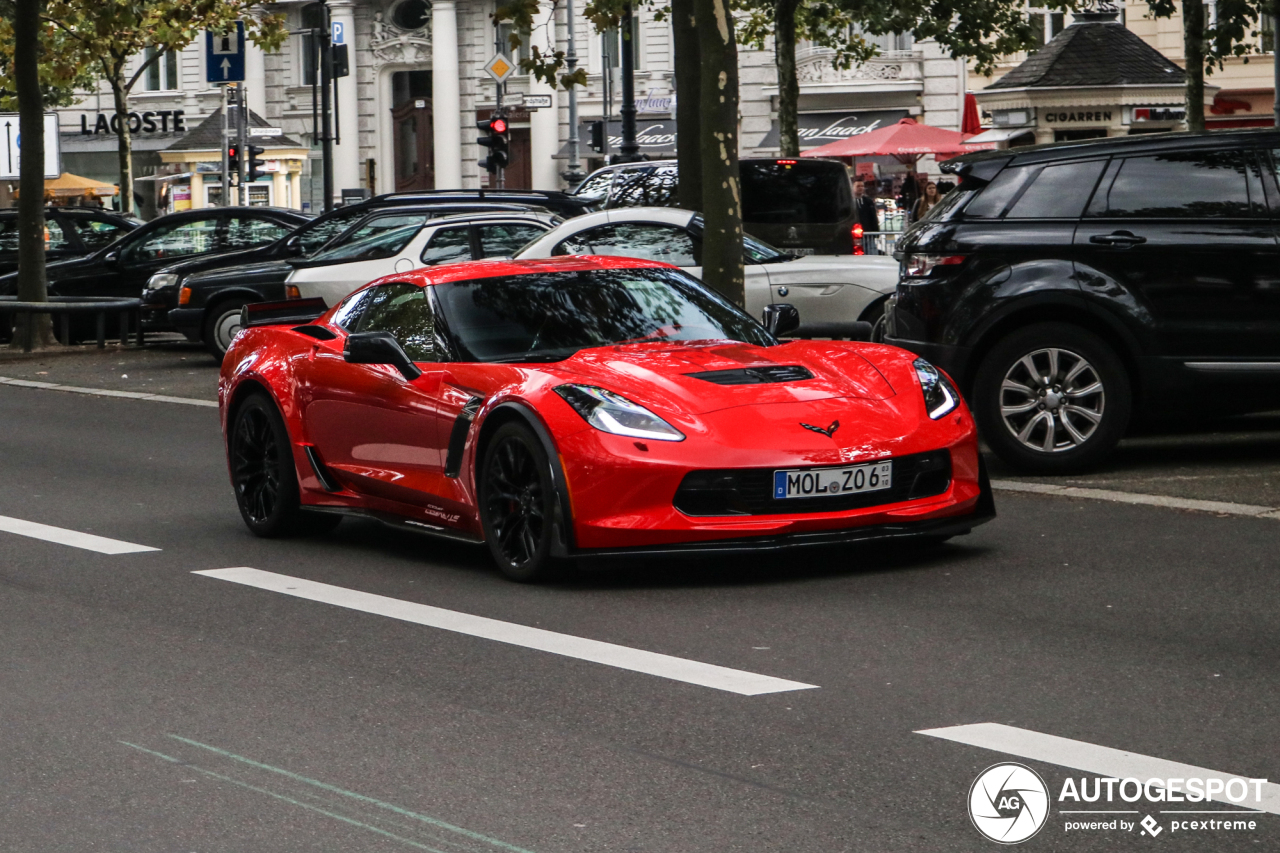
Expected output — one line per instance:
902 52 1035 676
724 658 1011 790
0 207 308 308
570 158 860 254
146 200 541 358
0 207 140 275
886 128 1280 474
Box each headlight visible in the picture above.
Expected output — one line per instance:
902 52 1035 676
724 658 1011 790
914 358 959 419
147 273 180 290
554 385 685 441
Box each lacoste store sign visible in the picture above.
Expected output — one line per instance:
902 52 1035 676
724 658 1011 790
79 110 188 135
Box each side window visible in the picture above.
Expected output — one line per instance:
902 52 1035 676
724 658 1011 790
43 219 72 250
1088 150 1256 218
331 289 376 329
65 215 129 251
225 217 292 250
0 218 17 253
122 218 221 262
421 227 474 265
1004 160 1107 219
354 282 439 362
963 165 1037 219
478 223 548 257
552 223 698 266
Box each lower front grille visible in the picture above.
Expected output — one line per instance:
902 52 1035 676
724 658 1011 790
673 450 951 517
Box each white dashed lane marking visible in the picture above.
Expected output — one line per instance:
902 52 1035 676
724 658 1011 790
918 723 1280 815
0 376 217 407
0 514 160 554
993 480 1280 521
195 567 819 696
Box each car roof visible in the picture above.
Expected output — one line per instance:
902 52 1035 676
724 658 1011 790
947 126 1280 172
372 254 675 289
377 189 582 202
421 211 559 226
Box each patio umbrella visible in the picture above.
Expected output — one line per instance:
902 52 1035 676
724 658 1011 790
962 93 983 136
15 172 120 200
800 117 995 164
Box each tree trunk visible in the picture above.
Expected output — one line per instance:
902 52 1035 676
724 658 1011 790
12 0 55 350
774 0 800 157
672 0 702 211
1182 0 1205 131
110 77 136 216
693 0 744 306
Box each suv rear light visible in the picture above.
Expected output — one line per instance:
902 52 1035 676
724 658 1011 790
776 159 798 165
285 285 301 299
903 254 965 278
852 223 865 256
177 286 192 306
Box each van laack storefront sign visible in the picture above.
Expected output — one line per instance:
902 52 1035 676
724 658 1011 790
757 110 910 149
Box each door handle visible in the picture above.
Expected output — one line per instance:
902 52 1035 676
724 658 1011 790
1089 232 1147 247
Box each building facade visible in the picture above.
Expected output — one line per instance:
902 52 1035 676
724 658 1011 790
41 1 966 214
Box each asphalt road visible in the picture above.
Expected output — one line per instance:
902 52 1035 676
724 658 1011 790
1 381 1277 852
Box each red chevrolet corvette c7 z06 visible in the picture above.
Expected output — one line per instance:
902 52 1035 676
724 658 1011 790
219 255 994 581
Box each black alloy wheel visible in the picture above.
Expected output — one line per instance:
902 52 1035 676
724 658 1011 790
230 393 340 537
973 322 1132 474
479 422 560 582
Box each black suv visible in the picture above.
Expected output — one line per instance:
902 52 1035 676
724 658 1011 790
887 128 1280 473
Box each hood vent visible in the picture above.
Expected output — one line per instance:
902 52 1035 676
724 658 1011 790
685 365 814 385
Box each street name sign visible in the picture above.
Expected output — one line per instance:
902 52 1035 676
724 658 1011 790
523 94 553 109
249 127 284 137
206 22 246 83
0 113 62 179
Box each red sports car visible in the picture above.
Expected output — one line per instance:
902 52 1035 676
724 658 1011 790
219 255 994 581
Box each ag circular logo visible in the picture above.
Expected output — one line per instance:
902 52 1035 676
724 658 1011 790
968 763 1050 844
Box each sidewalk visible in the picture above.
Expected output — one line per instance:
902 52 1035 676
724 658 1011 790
0 336 218 402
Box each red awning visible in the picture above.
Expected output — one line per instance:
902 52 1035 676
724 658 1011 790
800 118 996 163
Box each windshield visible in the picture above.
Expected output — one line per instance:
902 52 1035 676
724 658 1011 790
434 267 775 363
308 223 422 263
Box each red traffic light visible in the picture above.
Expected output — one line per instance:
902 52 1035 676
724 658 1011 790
491 117 508 135
228 146 237 157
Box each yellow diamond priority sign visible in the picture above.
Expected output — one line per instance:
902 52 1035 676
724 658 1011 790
484 53 515 83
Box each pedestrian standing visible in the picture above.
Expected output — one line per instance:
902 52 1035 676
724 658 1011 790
853 180 880 254
911 181 942 223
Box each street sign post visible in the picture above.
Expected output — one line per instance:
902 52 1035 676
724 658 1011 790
0 113 62 180
206 22 246 83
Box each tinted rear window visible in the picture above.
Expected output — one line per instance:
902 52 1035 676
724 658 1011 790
1006 160 1107 219
740 161 853 224
1087 150 1262 218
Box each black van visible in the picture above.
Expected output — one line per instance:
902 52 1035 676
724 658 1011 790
572 158 859 254
886 129 1280 474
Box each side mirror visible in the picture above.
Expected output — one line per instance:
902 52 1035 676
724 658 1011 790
762 303 800 337
344 331 422 380
284 235 304 256
102 251 120 267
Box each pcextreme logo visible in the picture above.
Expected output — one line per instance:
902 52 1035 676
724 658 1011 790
969 763 1051 844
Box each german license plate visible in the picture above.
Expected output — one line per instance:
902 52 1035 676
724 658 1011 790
788 247 816 256
773 461 893 499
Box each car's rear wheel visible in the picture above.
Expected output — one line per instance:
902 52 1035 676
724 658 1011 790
205 299 251 361
479 422 560 582
230 392 340 537
973 323 1131 474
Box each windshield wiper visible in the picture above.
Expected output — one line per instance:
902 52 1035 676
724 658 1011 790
489 350 579 364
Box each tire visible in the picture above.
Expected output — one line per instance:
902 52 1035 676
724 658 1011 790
478 421 562 582
204 299 251 361
229 392 341 537
973 323 1131 474
859 296 889 343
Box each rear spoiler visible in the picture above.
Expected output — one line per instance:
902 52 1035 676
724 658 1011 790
240 297 328 329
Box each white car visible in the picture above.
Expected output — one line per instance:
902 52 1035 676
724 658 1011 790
514 207 899 331
287 211 559 308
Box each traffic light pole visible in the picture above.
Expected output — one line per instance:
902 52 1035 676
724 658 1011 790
237 84 249 205
320 2 335 212
493 25 506 189
616 3 641 163
220 85 231 205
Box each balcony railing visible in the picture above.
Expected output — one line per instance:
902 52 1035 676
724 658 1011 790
794 49 923 86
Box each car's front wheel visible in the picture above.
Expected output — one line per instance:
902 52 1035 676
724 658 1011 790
479 422 561 582
205 299 252 361
973 323 1131 474
229 392 341 537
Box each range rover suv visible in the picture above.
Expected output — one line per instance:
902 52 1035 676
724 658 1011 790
886 129 1280 474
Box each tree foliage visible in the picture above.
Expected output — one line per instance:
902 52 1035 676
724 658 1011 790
0 0 95 111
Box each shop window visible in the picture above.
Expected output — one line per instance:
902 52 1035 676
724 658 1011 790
144 47 180 91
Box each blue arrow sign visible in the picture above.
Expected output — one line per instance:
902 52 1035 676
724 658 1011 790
206 22 246 83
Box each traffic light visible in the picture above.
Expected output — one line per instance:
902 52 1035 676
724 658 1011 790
332 44 350 78
247 145 267 182
227 143 240 175
476 113 510 174
589 120 606 153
